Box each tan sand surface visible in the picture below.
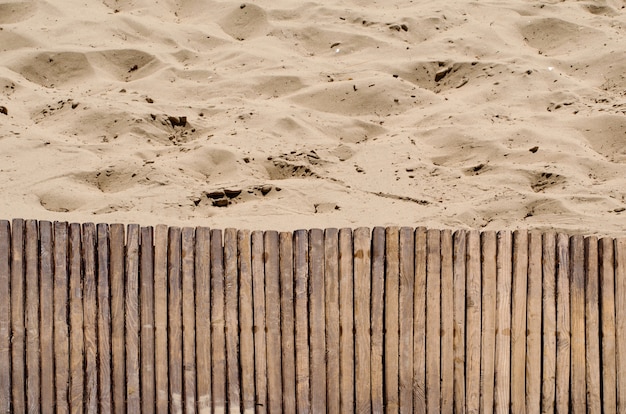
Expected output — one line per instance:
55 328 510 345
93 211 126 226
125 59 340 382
1 0 625 234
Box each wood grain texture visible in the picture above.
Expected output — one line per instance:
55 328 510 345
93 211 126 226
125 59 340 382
584 237 601 413
370 227 385 414
53 222 70 414
69 223 84 414
426 229 441 414
555 233 570 414
405 227 419 413
294 229 310 414
251 230 267 414
97 223 113 413
195 228 212 414
10 219 25 413
453 230 466 414
541 232 557 414
440 230 454 414
384 227 400 414
353 227 371 414
109 223 126 414
25 220 40 413
526 232 542 413
141 226 156 414
237 230 254 414
480 231 496 414
309 228 326 413
570 235 586 414
125 224 141 412
39 221 54 414
168 227 184 414
494 231 512 414
615 238 626 413
510 230 528 414
338 228 354 414
82 223 98 414
181 227 197 414
211 229 227 414
324 228 340 414
465 230 481 414
0 221 10 413
279 232 296 413
224 228 241 414
154 225 169 414
264 231 282 414
599 238 616 414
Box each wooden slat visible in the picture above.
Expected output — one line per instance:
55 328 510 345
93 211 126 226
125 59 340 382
570 235 586 414
211 229 226 414
280 232 296 413
126 224 141 412
413 227 427 412
555 233 570 414
465 230 481 414
141 227 156 414
338 228 354 414
195 228 212 414
426 229 441 414
440 230 454 414
0 221 9 413
97 223 113 413
82 223 98 413
25 220 40 413
615 237 626 412
110 223 126 414
154 225 169 414
53 222 70 413
371 227 385 414
599 237 616 413
399 227 415 413
224 228 241 414
324 229 340 414
526 232 542 413
480 231 496 414
453 230 467 414
10 219 25 413
384 227 400 414
584 236 601 413
181 227 197 413
264 231 282 414
494 231 512 414
251 230 267 413
354 227 371 414
69 223 84 414
168 227 183 414
541 232 557 413
237 230 254 414
294 229 310 413
39 221 54 413
510 230 528 414
309 229 326 413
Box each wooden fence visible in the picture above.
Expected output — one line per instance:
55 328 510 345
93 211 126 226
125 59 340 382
0 219 625 413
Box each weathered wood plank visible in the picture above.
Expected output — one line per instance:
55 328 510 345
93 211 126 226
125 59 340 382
0 221 10 413
211 229 227 414
371 227 385 414
511 230 528 414
279 232 296 414
413 227 427 413
400 227 415 413
39 221 54 414
526 232 542 413
195 228 212 414
294 229 310 414
110 223 126 414
181 227 197 414
324 229 340 414
541 232 557 414
126 224 141 413
309 229 326 413
480 231 496 414
224 228 241 414
82 223 98 413
338 228 354 414
168 227 183 414
494 231 512 414
97 223 113 413
69 223 84 414
426 229 441 414
615 237 626 413
10 219 25 413
25 220 40 413
384 227 400 414
141 226 156 414
599 237 616 414
154 225 169 414
465 230 481 414
53 222 70 414
555 233 570 414
354 227 371 414
440 229 454 414
237 230 254 414
584 236 601 414
264 231 282 414
251 230 267 413
570 235 586 414
453 230 467 414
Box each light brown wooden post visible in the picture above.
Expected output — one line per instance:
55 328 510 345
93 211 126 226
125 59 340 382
126 224 142 412
25 220 40 413
294 229 310 414
615 237 626 412
384 227 400 414
338 229 354 414
494 231 512 414
10 219 25 413
53 222 70 413
83 223 98 413
39 221 54 413
0 221 9 413
264 231 282 414
97 223 113 413
251 230 267 413
440 230 454 414
69 223 84 414
141 226 156 414
480 231 497 414
280 232 296 413
412 227 427 413
168 227 183 414
453 230 467 414
237 230 254 414
511 230 528 414
426 229 441 414
309 229 326 413
585 237 601 413
555 233 570 414
371 227 385 413
401 227 416 413
570 235 586 414
599 238 616 413
354 227 371 414
541 232 557 413
195 228 212 414
110 223 126 414
211 229 227 414
526 232 542 413
324 229 340 414
154 225 169 414
465 230 481 414
224 228 241 414
181 227 197 413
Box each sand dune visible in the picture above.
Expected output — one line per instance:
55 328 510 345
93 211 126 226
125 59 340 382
0 0 625 234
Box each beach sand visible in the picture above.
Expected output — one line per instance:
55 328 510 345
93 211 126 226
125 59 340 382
1 0 625 235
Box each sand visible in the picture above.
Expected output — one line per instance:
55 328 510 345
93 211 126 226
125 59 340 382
1 0 625 235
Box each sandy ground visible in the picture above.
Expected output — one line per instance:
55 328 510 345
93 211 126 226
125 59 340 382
1 0 625 235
